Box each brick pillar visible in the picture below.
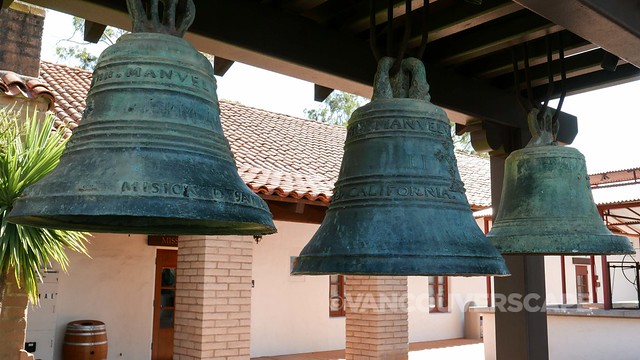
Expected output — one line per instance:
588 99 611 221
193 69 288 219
174 236 253 360
345 276 409 360
0 2 45 77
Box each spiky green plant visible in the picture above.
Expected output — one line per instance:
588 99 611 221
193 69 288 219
0 108 89 304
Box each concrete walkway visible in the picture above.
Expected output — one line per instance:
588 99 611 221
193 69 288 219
252 338 484 360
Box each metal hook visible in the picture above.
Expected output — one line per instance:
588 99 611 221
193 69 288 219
417 0 429 60
390 0 412 76
386 0 394 57
369 0 381 61
522 43 536 110
369 0 428 70
539 35 555 120
552 32 567 125
511 46 531 112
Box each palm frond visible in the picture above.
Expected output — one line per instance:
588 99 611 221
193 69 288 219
0 107 89 303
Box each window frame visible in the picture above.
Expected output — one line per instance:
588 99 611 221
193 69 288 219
428 275 449 313
329 274 346 317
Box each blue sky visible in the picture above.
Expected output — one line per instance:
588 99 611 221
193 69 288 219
40 9 640 174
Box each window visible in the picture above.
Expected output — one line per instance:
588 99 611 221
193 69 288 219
428 276 449 313
575 265 590 304
329 275 345 317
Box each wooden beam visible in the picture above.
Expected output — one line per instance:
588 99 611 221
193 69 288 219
426 10 562 65
264 199 327 224
426 0 523 43
213 56 234 76
461 31 592 80
23 0 579 137
1 0 14 9
314 84 333 102
491 48 608 89
425 63 577 144
512 0 640 67
532 63 640 100
83 19 107 43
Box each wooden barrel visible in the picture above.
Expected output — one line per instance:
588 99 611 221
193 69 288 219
62 320 108 360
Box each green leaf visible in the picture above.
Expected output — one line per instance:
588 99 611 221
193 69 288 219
0 108 89 304
304 91 368 126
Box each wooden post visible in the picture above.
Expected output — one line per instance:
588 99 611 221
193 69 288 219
491 154 550 360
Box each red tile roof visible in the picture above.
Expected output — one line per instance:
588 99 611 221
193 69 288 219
38 61 492 208
0 71 55 110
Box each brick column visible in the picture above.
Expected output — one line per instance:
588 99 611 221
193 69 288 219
0 2 45 77
345 276 408 360
174 236 252 360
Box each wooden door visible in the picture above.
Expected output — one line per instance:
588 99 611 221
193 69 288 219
152 249 177 360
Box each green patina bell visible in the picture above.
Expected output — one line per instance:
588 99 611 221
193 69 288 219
8 0 276 235
487 108 634 254
292 57 509 276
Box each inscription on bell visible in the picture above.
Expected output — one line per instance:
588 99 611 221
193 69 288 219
333 184 461 201
347 118 449 138
121 181 197 197
93 65 212 93
119 181 267 209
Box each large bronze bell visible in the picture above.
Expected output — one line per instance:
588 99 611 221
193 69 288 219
487 108 634 254
8 0 276 235
292 57 509 276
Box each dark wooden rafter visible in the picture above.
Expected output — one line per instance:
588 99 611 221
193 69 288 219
460 31 592 79
425 10 562 65
513 0 640 67
83 19 107 43
0 0 14 9
492 48 610 90
213 56 235 76
532 63 640 100
261 196 327 224
314 84 334 102
22 0 584 141
375 0 523 48
279 0 328 14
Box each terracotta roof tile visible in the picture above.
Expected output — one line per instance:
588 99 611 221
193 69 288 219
38 61 491 207
0 71 55 110
456 152 492 208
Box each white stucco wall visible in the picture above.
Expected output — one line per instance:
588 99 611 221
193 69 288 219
26 220 491 359
26 233 157 360
606 237 640 305
55 233 156 359
408 276 489 343
483 311 640 360
544 238 640 306
251 220 491 356
251 220 345 357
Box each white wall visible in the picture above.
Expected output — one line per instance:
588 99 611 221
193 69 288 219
483 311 640 360
544 238 640 306
27 233 158 360
251 220 490 356
26 220 491 359
607 237 640 305
408 276 488 343
251 220 345 357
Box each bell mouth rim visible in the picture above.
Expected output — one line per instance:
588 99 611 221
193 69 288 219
8 211 276 236
509 144 584 157
8 214 276 236
488 233 635 256
291 255 510 277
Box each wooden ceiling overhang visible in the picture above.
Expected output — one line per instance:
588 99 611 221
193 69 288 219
14 0 640 147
